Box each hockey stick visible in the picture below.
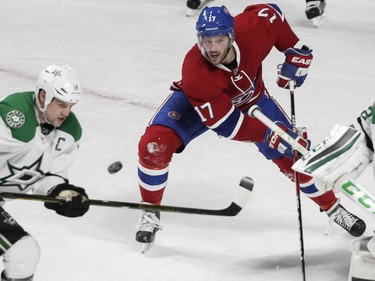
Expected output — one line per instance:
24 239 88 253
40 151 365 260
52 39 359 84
289 81 307 281
249 106 375 218
249 105 308 155
0 177 254 216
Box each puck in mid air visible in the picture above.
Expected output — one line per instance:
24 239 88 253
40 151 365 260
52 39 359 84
108 161 123 174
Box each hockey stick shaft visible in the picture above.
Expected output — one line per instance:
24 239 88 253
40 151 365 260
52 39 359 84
249 106 308 155
249 85 307 280
289 81 307 281
0 177 254 217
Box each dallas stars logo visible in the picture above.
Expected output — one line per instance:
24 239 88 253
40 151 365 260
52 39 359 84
51 69 62 76
5 110 25 128
0 156 45 191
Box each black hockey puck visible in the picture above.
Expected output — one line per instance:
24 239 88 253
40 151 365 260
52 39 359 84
108 161 123 174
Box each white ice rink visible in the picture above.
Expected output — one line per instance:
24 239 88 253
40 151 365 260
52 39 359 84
0 0 374 280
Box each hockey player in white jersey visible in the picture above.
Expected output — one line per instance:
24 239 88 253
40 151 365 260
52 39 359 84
0 65 90 281
292 100 375 280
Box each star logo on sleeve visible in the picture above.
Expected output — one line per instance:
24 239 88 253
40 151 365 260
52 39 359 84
51 69 62 76
0 156 45 191
1 212 17 226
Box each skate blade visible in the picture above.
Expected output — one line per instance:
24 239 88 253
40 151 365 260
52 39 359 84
140 241 155 254
311 14 327 28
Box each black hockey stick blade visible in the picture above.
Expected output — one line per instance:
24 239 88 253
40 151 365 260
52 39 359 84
0 177 253 216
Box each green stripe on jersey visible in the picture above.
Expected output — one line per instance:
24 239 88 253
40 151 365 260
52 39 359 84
0 91 82 142
0 233 12 252
0 92 38 142
59 112 82 142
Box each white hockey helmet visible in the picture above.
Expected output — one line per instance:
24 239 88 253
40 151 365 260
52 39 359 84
35 65 82 112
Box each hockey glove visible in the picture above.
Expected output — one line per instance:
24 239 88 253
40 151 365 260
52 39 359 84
264 121 310 158
277 45 313 88
45 183 90 217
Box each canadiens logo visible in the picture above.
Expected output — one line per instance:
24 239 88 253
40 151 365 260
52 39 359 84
6 110 25 128
168 111 181 120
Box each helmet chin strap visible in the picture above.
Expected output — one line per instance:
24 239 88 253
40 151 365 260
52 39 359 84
37 106 55 135
41 112 53 125
35 98 53 126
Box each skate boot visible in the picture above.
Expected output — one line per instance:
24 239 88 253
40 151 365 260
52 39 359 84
186 0 214 17
1 271 33 281
135 210 162 253
326 201 366 237
305 0 327 27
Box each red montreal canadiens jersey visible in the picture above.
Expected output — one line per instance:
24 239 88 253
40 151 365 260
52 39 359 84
173 4 299 142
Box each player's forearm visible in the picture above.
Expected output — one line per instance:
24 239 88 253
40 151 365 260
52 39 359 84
33 174 67 195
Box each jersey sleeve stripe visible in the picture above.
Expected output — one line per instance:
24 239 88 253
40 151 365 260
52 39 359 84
208 106 243 138
266 3 285 21
208 105 236 129
227 112 244 139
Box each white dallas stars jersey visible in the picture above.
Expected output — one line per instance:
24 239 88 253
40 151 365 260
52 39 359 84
353 100 375 172
0 91 81 195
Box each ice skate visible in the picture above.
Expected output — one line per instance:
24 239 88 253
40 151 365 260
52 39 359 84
305 0 327 28
326 201 366 237
135 210 162 254
186 0 214 17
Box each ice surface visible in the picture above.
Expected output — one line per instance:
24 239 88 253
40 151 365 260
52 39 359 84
0 0 374 280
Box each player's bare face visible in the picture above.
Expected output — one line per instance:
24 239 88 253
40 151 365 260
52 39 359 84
201 35 231 65
45 98 75 127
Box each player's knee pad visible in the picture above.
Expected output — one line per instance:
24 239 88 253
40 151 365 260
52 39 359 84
349 252 375 281
2 235 40 280
138 125 183 168
349 236 375 281
1 271 33 281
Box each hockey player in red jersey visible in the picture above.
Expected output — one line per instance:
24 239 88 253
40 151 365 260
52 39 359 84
135 4 366 252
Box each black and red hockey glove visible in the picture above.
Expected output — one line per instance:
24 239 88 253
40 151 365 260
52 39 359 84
265 121 310 158
277 45 313 89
